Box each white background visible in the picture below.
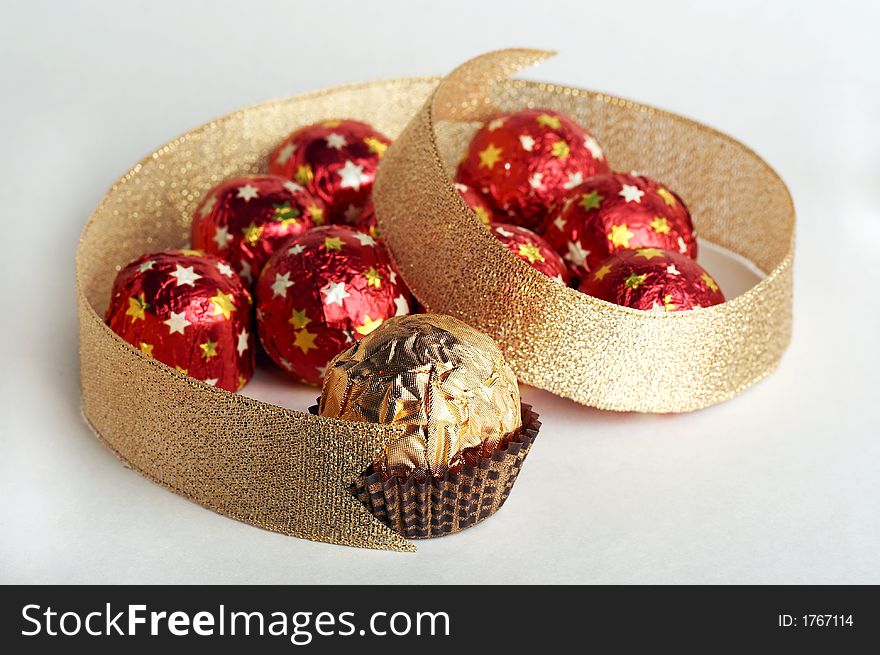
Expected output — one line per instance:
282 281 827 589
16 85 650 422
1 0 878 584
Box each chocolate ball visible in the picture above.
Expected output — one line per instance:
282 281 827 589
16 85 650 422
319 314 522 479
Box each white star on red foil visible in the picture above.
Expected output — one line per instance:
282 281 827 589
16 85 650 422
519 135 535 152
216 261 234 278
619 184 644 203
276 142 296 165
584 136 604 160
170 264 201 286
237 184 259 201
239 260 252 283
337 160 369 190
271 272 293 298
237 329 249 355
164 311 191 335
212 226 233 250
138 260 155 273
321 281 350 307
394 295 409 316
199 195 217 218
565 241 589 266
564 172 584 190
353 232 376 247
325 133 347 150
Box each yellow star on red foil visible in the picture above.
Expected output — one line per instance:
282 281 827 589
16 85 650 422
624 273 648 289
355 315 383 335
636 248 665 260
701 272 719 292
650 216 671 234
608 224 634 248
199 339 218 360
518 243 545 263
126 294 148 323
309 204 325 225
472 206 491 224
324 236 343 251
478 143 503 170
241 222 263 245
365 267 382 288
536 113 561 129
593 263 612 281
579 191 603 211
364 136 387 157
295 164 314 185
139 342 154 357
657 189 677 206
551 140 570 158
289 309 311 330
210 291 236 320
293 328 318 353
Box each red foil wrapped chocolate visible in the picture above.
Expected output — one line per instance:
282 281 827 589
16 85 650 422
455 108 609 230
267 119 391 225
255 225 411 385
542 172 697 282
490 223 570 284
579 248 725 312
191 174 324 285
105 250 255 391
355 200 380 239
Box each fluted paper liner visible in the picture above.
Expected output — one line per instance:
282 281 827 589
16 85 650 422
76 50 792 551
309 402 540 538
374 49 795 413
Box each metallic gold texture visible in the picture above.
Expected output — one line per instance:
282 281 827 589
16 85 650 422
319 314 522 477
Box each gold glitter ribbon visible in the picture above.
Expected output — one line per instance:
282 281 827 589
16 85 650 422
76 51 794 552
374 49 795 413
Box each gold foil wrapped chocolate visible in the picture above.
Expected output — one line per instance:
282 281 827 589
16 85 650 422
319 314 522 478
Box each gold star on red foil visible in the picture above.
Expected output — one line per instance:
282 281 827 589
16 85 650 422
289 309 311 330
536 113 561 129
650 216 671 234
199 340 218 360
518 243 545 263
126 294 148 323
608 224 634 248
293 328 318 353
295 164 314 185
624 273 647 289
210 291 236 320
580 191 603 211
364 136 387 157
365 267 382 288
324 236 344 251
478 143 503 170
701 272 719 292
355 315 383 335
657 189 677 206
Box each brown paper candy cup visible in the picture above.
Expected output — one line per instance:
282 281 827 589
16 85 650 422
342 404 540 539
